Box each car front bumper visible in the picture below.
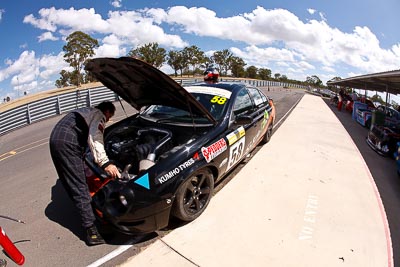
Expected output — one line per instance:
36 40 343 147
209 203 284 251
92 183 174 234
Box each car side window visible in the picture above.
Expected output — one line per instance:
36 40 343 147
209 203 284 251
248 87 263 107
248 87 270 109
233 88 254 116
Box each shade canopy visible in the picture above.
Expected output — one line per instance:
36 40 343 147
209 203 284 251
327 70 400 95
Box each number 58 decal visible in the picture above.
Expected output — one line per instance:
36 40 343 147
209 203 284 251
227 137 245 170
210 96 227 104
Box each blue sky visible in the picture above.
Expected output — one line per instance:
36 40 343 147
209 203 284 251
0 0 399 102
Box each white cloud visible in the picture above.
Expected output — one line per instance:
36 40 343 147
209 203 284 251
24 7 188 49
0 51 37 82
307 9 316 15
23 7 109 33
94 44 126 58
10 5 400 90
322 66 335 72
319 12 327 22
38 52 69 79
0 50 68 95
231 45 296 66
0 9 5 21
111 0 122 8
38 32 59 42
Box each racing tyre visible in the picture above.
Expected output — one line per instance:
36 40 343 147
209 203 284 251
172 168 214 222
261 124 273 144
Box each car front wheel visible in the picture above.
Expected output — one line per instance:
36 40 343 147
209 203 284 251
172 168 214 222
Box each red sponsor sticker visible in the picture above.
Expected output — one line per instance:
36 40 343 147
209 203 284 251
201 138 227 163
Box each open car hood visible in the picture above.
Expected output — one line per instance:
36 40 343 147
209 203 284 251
85 57 216 124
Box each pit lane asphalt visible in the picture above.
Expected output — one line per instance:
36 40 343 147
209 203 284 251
117 94 393 267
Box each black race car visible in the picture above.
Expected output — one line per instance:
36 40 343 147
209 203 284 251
366 124 400 158
84 57 275 234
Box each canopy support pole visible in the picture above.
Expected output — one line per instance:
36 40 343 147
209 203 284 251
385 84 389 108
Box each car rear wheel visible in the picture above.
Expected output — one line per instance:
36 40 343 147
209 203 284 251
172 168 214 222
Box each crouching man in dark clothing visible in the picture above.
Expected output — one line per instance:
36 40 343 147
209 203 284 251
49 101 121 246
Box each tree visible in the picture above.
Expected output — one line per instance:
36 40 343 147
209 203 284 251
167 50 185 77
370 94 384 104
55 70 72 88
61 31 99 87
182 45 205 76
280 75 288 81
246 66 258 79
306 75 323 87
274 73 281 80
230 56 246 77
128 42 166 68
258 68 272 80
213 49 233 76
327 76 342 92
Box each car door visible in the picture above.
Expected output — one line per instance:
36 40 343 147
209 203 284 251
225 87 259 171
246 87 272 146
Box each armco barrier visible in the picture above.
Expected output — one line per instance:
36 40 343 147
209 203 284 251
0 78 305 136
0 85 117 135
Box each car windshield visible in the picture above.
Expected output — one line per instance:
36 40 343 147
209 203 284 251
140 86 231 124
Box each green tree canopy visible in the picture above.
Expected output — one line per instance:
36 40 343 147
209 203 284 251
258 68 272 80
182 45 205 76
306 75 323 87
230 56 246 77
127 42 166 68
213 49 233 76
246 66 258 79
167 50 184 77
60 31 99 87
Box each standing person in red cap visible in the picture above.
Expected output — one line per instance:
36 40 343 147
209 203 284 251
203 67 219 83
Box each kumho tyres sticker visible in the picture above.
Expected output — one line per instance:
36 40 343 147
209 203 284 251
158 158 195 184
226 126 246 145
201 138 227 163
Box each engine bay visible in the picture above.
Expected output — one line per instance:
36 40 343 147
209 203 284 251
105 126 175 175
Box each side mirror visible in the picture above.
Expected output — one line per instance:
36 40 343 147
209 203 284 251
235 115 253 125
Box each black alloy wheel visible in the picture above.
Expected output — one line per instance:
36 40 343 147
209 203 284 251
172 168 214 222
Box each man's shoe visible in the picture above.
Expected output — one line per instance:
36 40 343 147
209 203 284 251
85 225 105 246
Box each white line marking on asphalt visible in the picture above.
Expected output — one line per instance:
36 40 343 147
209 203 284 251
86 244 133 267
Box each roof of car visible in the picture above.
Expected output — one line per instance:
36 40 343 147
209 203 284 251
190 82 249 92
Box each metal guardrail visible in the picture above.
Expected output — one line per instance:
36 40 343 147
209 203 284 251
0 86 117 135
0 79 305 136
